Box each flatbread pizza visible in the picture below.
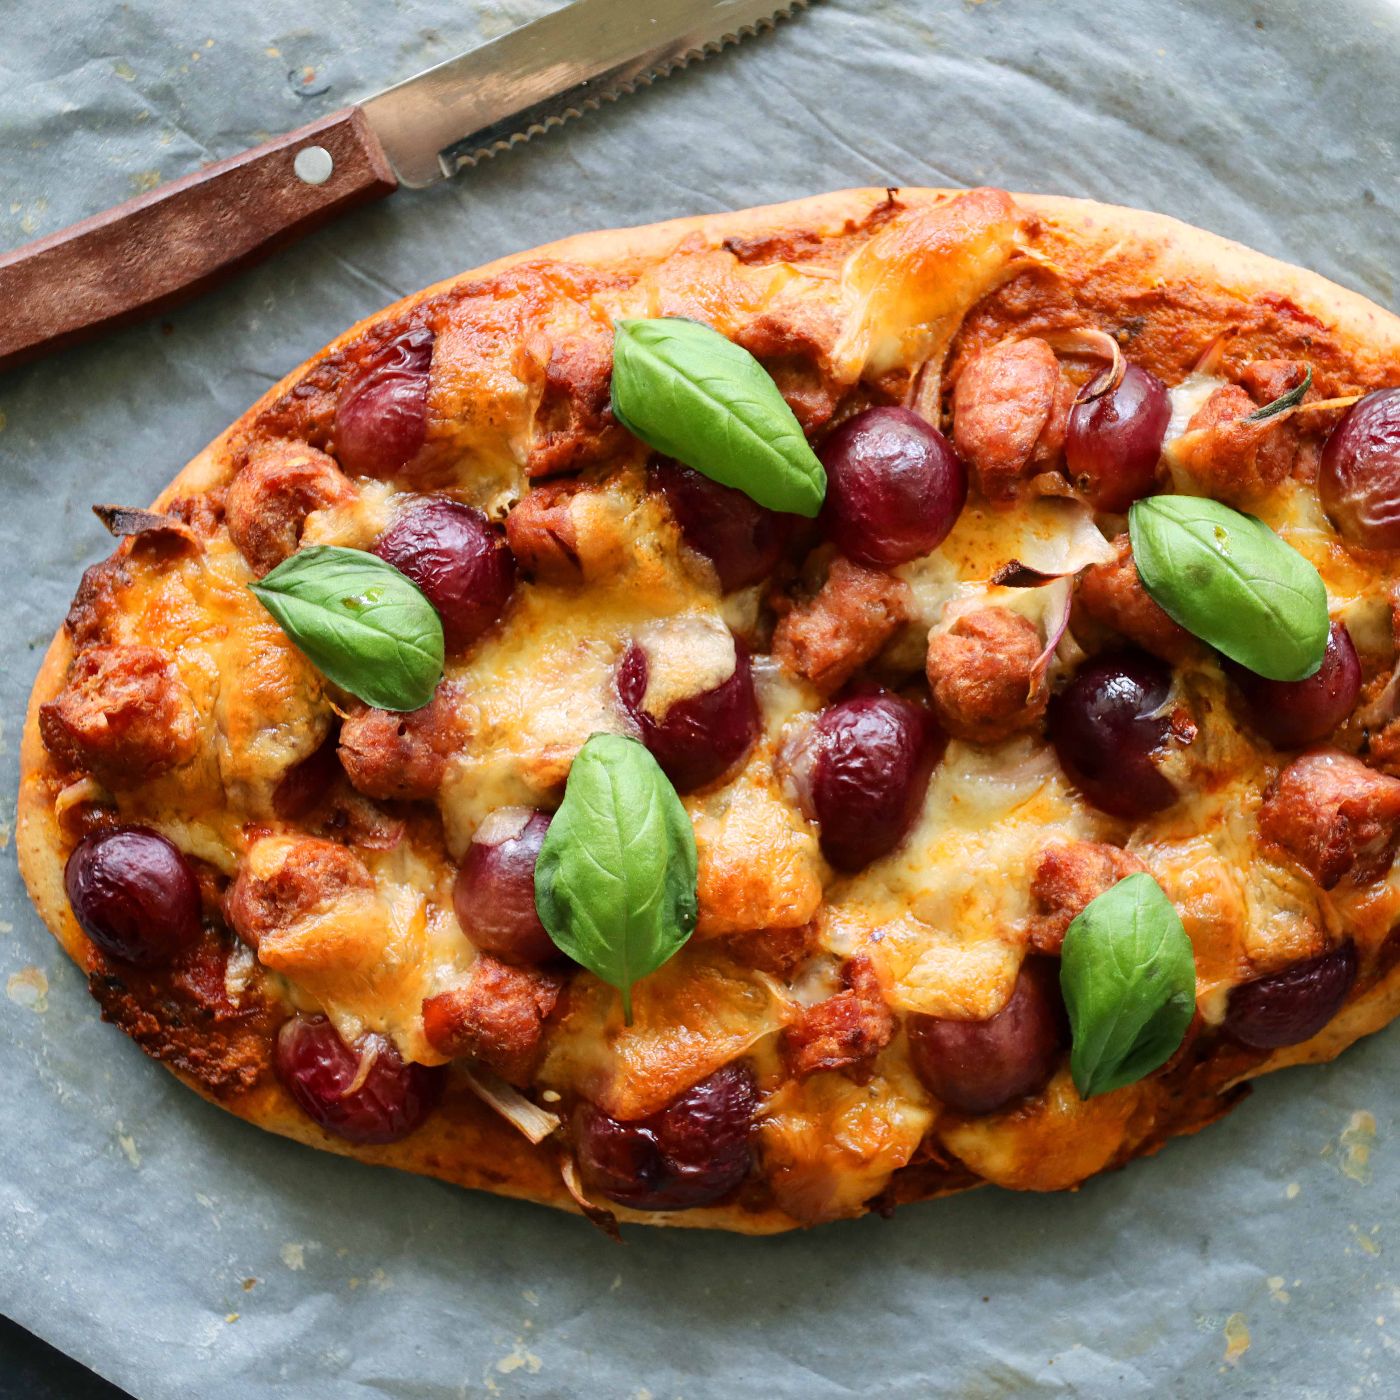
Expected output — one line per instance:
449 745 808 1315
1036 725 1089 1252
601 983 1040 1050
18 187 1400 1232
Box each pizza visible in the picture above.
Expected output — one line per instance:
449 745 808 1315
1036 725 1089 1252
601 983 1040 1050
18 186 1400 1234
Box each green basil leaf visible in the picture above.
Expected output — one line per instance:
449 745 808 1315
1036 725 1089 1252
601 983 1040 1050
1060 873 1197 1099
250 545 444 711
611 317 826 517
534 733 697 1022
1245 366 1312 423
1128 494 1329 681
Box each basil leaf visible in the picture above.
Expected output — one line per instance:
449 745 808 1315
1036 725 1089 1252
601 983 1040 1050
250 545 444 711
1128 494 1329 681
534 733 697 1023
611 317 826 517
1060 873 1197 1099
1246 366 1312 423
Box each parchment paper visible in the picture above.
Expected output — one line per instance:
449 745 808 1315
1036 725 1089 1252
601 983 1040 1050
3 2 1399 1395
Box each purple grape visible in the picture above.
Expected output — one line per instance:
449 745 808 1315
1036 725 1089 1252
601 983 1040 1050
820 406 967 567
64 827 201 966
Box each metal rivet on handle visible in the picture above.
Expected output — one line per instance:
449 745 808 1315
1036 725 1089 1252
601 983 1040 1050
293 146 334 185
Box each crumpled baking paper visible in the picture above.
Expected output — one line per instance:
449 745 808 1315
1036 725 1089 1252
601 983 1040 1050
2 1 1399 1395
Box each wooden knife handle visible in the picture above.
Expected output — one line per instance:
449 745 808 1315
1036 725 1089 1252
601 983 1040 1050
0 107 398 374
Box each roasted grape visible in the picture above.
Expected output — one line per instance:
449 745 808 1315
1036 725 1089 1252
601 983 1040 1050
651 459 793 591
907 959 1067 1113
64 827 201 967
1230 620 1361 748
454 808 557 965
820 406 966 567
1224 942 1358 1049
274 1015 443 1144
1049 650 1181 818
334 327 434 477
616 629 758 793
1065 363 1171 512
788 692 942 871
1319 389 1400 548
374 497 516 650
574 1063 756 1210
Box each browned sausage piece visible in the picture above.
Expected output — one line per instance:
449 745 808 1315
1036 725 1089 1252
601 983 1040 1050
504 480 585 584
1027 840 1149 953
421 956 563 1085
63 557 133 650
925 606 1046 744
1170 383 1297 505
1259 748 1400 889
224 837 374 950
39 644 198 786
772 555 911 694
1238 359 1312 407
780 955 895 1080
526 337 628 479
225 440 354 577
1076 534 1200 665
952 338 1064 502
337 681 468 802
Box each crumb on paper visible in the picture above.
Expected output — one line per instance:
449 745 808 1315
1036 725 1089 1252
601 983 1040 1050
242 1278 257 1292
522 1289 540 1306
129 171 162 195
114 1123 140 1168
113 60 136 81
280 1242 306 1271
610 1274 622 1292
1349 1223 1382 1257
1267 1277 1290 1304
225 1312 239 1324
1340 1111 1377 1184
1285 1181 1301 1200
265 47 281 58
494 1338 543 1376
7 966 49 1013
1223 1313 1250 1365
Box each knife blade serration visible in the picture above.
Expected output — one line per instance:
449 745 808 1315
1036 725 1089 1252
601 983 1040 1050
361 0 809 188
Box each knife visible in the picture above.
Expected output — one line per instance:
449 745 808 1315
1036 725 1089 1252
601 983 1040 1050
0 0 807 375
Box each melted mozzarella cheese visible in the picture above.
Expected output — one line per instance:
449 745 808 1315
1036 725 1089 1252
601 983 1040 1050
635 613 736 719
833 739 1097 1017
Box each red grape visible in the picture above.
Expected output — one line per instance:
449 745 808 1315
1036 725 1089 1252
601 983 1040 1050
788 693 942 871
616 631 758 793
274 1015 444 1144
1065 363 1171 512
1230 620 1360 747
1224 942 1358 1049
1319 389 1400 548
334 327 434 477
820 406 967 567
1049 650 1181 818
64 827 201 966
907 958 1066 1113
575 1063 756 1210
374 498 516 650
651 459 793 591
454 808 558 965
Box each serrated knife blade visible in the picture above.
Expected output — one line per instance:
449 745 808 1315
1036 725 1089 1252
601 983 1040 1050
0 0 808 373
362 0 809 188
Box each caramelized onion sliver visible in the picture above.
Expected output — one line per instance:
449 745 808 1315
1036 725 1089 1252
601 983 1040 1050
460 1064 562 1145
1028 577 1074 701
561 1154 623 1242
1034 327 1126 405
339 1039 382 1100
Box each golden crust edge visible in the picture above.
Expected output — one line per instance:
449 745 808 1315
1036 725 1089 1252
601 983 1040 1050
15 186 1400 1233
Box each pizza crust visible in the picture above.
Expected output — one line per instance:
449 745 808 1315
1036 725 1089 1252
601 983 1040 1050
18 188 1400 1233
